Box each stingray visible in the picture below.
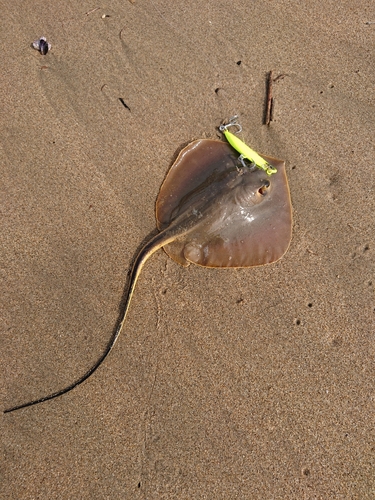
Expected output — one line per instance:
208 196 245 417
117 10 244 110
4 137 292 413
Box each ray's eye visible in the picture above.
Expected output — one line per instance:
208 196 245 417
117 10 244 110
258 180 270 196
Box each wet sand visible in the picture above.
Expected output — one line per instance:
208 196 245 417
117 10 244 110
2 1 374 498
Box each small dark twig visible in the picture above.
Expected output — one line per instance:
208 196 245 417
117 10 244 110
119 98 131 111
269 97 275 123
264 72 289 125
264 70 273 126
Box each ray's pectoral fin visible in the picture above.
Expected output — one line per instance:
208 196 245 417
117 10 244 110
161 239 192 267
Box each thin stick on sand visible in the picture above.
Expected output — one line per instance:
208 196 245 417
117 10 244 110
265 70 274 126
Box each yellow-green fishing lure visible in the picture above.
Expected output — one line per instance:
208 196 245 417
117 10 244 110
219 117 277 176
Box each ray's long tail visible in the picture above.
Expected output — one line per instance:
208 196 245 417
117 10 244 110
4 230 177 413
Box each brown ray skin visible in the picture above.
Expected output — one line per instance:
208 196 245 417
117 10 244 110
4 139 292 413
156 139 292 268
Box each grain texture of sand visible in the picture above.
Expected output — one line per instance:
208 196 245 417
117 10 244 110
2 1 374 498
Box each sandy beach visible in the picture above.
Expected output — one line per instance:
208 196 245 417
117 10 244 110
2 1 374 498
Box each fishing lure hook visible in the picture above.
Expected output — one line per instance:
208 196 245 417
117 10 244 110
219 115 243 134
